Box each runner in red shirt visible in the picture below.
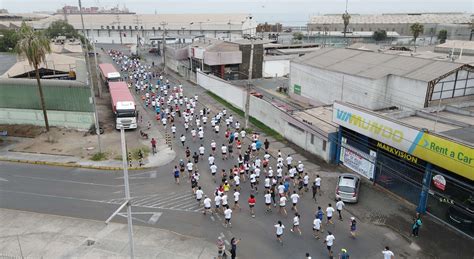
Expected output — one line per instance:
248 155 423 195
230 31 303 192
248 194 256 218
150 138 157 155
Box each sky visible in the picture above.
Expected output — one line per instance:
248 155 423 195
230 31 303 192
1 0 473 25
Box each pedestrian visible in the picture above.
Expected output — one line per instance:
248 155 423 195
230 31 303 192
150 138 157 155
313 214 322 239
274 220 285 245
305 252 311 259
312 180 318 202
336 198 345 221
382 246 394 259
279 195 288 216
248 194 256 218
224 205 233 228
173 165 180 184
326 203 335 224
324 231 335 257
233 189 240 211
264 138 270 150
350 217 357 238
193 152 199 164
195 186 204 205
230 237 240 259
339 248 350 259
412 215 422 237
315 175 322 196
217 237 226 259
290 190 300 212
264 190 272 212
316 206 324 233
180 134 186 146
199 144 205 160
290 212 302 235
203 195 212 215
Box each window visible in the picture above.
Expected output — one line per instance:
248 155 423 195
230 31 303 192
361 28 364 31
310 134 315 144
322 140 327 151
135 26 138 30
117 25 120 30
288 122 304 133
111 26 115 30
152 26 155 30
106 26 110 30
101 25 104 29
141 26 143 30
129 26 132 29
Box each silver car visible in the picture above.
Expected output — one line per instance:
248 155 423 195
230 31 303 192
335 174 361 203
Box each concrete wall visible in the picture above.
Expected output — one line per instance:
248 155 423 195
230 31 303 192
386 75 428 109
197 71 335 162
290 62 390 110
204 51 242 66
263 59 290 77
0 108 94 129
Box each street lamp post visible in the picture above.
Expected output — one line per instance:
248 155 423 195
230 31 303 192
244 37 255 129
78 0 102 153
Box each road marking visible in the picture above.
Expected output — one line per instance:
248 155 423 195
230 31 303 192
210 215 215 221
10 175 121 187
147 212 162 224
0 177 8 182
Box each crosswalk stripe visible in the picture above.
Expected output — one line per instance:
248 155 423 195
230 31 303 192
133 196 163 206
168 198 199 209
148 193 193 207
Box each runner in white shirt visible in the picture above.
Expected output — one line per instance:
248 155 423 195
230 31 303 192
203 196 212 215
240 130 246 138
290 191 300 212
290 212 302 235
326 204 335 224
279 196 287 216
224 206 232 228
191 128 197 141
210 163 218 181
208 154 215 166
264 191 272 212
214 194 222 214
264 177 271 189
277 183 286 197
274 221 285 244
214 124 220 134
195 187 204 205
199 145 205 160
221 193 228 207
276 167 283 180
303 173 310 192
234 174 240 189
198 129 204 140
233 190 240 211
315 175 321 196
382 247 395 259
336 199 345 221
313 217 322 239
211 140 217 154
180 134 186 146
324 231 336 257
221 144 228 160
250 172 257 191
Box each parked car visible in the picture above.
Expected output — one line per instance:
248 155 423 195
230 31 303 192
335 173 361 203
250 91 263 99
447 197 473 230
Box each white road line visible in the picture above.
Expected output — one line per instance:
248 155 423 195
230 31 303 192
11 175 121 187
149 193 193 207
180 202 201 210
0 189 102 203
0 177 9 182
144 192 187 205
132 196 163 206
167 198 199 209
147 212 162 224
210 215 215 221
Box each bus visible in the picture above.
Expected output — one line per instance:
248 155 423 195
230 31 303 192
98 63 121 86
109 81 137 130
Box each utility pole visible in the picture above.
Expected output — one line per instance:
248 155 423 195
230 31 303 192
78 0 102 153
115 14 123 45
134 15 141 55
105 127 135 259
244 38 255 129
161 22 168 71
91 31 101 98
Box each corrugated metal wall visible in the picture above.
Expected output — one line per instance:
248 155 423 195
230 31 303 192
0 79 93 112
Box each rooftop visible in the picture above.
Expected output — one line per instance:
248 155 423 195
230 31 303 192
309 13 472 24
293 48 471 81
292 106 338 134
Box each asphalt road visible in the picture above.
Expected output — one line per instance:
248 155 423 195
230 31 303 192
0 46 416 259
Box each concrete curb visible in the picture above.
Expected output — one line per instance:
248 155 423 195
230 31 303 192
0 157 154 171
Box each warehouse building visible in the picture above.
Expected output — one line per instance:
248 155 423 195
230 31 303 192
308 13 473 41
27 13 257 44
289 48 474 110
332 101 474 237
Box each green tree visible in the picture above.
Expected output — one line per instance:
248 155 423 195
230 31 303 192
410 23 424 51
293 32 303 41
372 30 387 42
45 20 78 39
0 29 19 52
15 22 52 131
342 12 351 37
438 29 448 44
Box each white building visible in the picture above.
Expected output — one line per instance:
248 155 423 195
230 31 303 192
289 48 474 110
29 13 257 44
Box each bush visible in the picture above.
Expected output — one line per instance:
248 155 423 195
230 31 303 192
90 152 107 161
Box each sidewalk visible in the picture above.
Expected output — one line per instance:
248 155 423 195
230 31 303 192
0 209 215 258
164 68 473 259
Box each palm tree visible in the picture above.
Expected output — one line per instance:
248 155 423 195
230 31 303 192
342 11 351 38
16 22 52 131
410 23 424 52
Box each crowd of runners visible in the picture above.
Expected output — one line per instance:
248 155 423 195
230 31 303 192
107 49 396 259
